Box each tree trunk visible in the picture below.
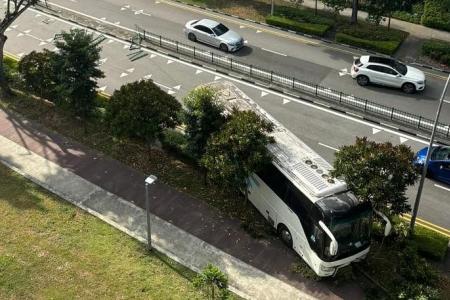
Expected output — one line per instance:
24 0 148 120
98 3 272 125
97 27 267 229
388 13 391 30
0 34 12 97
315 0 318 16
351 0 359 25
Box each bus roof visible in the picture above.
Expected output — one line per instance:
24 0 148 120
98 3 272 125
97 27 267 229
206 81 348 200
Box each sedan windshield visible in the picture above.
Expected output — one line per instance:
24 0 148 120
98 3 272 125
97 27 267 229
212 23 229 36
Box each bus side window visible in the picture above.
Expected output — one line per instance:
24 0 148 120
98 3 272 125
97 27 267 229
256 164 289 200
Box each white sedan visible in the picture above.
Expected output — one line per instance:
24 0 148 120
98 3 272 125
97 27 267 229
184 19 244 52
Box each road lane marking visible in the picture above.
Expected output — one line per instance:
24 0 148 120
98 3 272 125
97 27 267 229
401 214 450 237
445 100 450 104
318 143 339 152
261 48 287 57
434 184 450 192
28 6 432 147
372 128 381 135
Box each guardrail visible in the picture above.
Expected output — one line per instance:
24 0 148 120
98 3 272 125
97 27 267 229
134 25 450 139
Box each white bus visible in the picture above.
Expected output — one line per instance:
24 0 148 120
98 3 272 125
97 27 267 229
209 81 391 277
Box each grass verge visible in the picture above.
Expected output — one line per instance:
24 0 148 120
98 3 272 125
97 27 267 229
0 163 206 299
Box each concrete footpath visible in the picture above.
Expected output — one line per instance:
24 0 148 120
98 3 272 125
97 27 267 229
0 108 363 299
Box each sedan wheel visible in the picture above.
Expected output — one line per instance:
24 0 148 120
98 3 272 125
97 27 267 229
219 43 229 52
188 33 197 42
356 75 369 86
402 83 416 94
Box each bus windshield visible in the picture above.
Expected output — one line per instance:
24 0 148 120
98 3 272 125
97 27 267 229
330 209 372 256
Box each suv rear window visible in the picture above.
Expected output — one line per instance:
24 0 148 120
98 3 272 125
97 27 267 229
354 58 362 66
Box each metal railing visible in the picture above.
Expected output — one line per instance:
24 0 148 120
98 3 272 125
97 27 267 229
134 25 450 139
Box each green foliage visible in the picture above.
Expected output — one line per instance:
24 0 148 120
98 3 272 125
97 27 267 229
422 39 450 66
52 29 104 119
183 87 226 160
331 137 418 216
274 6 335 26
392 3 424 24
266 15 331 36
421 0 450 32
193 264 230 300
336 24 408 54
321 0 348 14
201 109 274 195
18 50 57 99
364 0 403 25
3 56 20 86
411 225 449 260
105 80 181 142
160 129 196 163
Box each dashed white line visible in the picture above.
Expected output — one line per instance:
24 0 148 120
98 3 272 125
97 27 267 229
434 184 450 192
261 48 287 57
318 142 339 152
444 100 450 104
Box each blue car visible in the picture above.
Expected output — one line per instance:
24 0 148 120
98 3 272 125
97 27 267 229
414 146 450 185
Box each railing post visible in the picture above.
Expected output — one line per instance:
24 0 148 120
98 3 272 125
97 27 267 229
447 125 450 138
270 71 273 83
193 47 196 58
250 65 253 76
315 85 318 96
390 107 395 120
364 99 368 112
143 30 146 40
211 52 214 63
230 58 233 70
176 41 179 52
292 77 295 89
159 35 162 46
418 116 422 129
339 92 342 103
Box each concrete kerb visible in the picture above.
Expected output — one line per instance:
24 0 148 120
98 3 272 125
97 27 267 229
168 0 450 73
0 134 320 300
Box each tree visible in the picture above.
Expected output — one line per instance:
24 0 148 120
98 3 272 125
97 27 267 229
183 87 226 160
322 0 347 15
18 50 56 98
0 0 43 95
351 0 358 24
105 80 181 143
365 0 403 28
51 29 104 124
193 264 230 300
201 109 274 197
331 137 418 216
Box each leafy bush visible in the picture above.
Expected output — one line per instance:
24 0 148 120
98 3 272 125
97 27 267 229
411 225 449 260
3 56 20 86
392 3 424 24
422 39 450 66
274 6 335 26
266 15 331 36
193 264 230 300
336 25 408 55
160 129 195 162
421 0 450 32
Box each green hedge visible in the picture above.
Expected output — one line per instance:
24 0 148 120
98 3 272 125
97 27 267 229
392 3 424 24
274 6 335 26
411 226 449 261
422 39 450 66
421 0 450 32
266 15 331 37
336 25 408 55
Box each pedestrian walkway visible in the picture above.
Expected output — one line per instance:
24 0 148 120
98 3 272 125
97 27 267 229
0 108 363 299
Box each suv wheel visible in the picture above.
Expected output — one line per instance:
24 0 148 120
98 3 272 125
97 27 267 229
402 83 416 94
188 33 197 42
356 75 370 86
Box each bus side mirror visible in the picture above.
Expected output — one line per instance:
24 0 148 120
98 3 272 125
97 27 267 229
319 221 338 256
373 209 392 237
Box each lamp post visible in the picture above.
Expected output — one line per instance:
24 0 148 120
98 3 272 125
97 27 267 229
145 175 157 251
271 0 274 16
409 75 450 235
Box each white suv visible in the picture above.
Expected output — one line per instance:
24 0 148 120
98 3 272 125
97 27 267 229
351 56 425 94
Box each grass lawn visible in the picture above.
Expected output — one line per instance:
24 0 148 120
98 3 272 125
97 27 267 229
0 163 206 299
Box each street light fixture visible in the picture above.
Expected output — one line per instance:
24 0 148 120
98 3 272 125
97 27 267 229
145 175 157 251
409 75 450 235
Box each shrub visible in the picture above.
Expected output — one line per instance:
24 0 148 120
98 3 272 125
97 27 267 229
392 3 424 24
421 0 450 32
274 6 335 26
266 15 331 36
160 129 195 162
336 25 408 55
411 226 449 261
193 264 230 300
422 39 450 66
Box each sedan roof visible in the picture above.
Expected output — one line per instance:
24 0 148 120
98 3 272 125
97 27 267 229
197 19 220 29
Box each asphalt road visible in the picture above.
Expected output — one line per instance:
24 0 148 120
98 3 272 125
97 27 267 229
45 0 450 126
4 5 450 231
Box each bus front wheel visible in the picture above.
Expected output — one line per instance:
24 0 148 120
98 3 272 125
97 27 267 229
278 224 293 248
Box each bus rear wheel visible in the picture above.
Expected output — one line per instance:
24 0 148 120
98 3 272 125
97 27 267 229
278 225 293 248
